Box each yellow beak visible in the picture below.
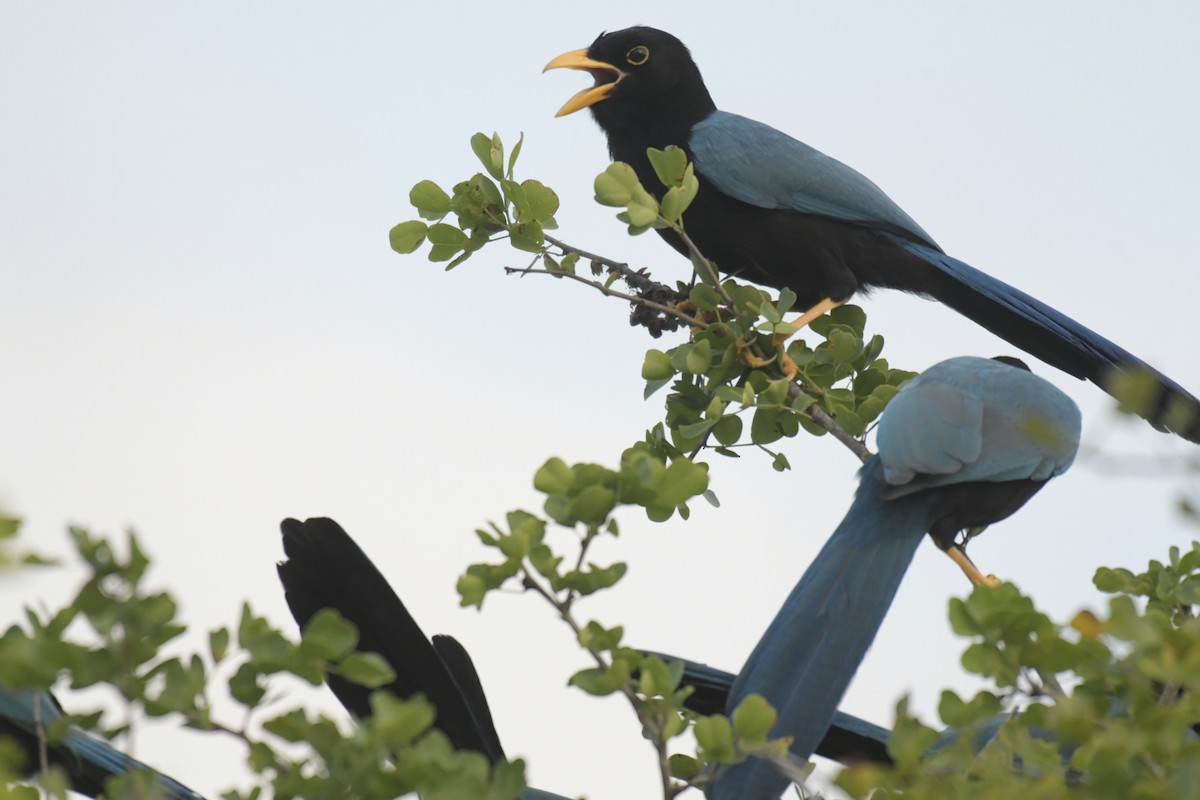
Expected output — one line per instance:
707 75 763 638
543 48 624 117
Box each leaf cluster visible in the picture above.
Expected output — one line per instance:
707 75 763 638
839 542 1200 800
389 132 560 268
0 523 531 800
645 300 913 465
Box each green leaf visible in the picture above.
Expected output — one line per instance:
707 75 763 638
713 414 743 446
684 338 712 374
828 331 863 363
209 627 230 663
569 659 632 696
660 164 699 223
626 185 660 228
689 282 721 312
427 223 468 247
470 131 504 181
831 404 864 436
389 220 428 254
678 418 718 440
594 162 640 206
506 132 524 178
521 179 559 222
694 715 736 762
578 621 624 653
828 303 867 333
937 689 1001 727
564 484 618 525
300 609 358 660
642 349 675 381
457 574 487 608
509 220 544 253
339 652 396 688
409 180 452 220
501 178 528 216
370 691 436 742
751 407 785 445
669 754 703 781
759 378 790 406
732 694 777 740
646 145 688 186
533 457 573 494
655 460 710 506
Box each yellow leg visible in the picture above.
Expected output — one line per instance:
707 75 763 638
736 297 841 375
946 546 1001 588
783 297 843 334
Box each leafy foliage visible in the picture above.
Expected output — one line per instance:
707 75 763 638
391 134 912 468
839 543 1200 800
0 520 531 800
4 131 1197 800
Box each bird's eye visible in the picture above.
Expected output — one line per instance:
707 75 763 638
626 45 649 66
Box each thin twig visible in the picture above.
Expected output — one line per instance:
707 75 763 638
522 247 872 462
521 565 686 798
505 265 706 331
674 226 733 306
545 235 677 296
794 388 872 462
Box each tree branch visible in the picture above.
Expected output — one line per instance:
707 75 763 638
523 237 873 463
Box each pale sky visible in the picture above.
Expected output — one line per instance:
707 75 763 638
2 3 1198 798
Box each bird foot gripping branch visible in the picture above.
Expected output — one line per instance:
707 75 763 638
737 296 845 378
946 545 1002 588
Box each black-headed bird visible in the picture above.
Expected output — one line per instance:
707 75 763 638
546 27 1199 443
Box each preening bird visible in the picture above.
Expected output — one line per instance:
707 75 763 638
274 517 900 789
545 27 1200 443
709 355 1081 799
0 686 205 799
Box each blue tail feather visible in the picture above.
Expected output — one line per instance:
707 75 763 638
710 464 932 799
898 238 1200 442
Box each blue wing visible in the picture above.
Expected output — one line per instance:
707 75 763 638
876 356 1081 492
689 110 938 248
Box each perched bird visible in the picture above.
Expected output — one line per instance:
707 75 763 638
0 686 205 800
274 517 898 784
545 27 1200 443
710 355 1080 799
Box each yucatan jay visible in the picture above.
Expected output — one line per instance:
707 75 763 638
274 517 900 793
709 355 1080 799
545 27 1199 443
0 686 205 799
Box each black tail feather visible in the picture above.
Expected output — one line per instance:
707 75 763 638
276 517 504 762
902 239 1200 443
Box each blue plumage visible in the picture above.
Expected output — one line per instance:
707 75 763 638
0 687 204 800
708 356 1079 799
876 356 1080 488
690 111 938 247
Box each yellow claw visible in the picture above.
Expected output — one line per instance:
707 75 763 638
736 338 799 379
946 546 1002 588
